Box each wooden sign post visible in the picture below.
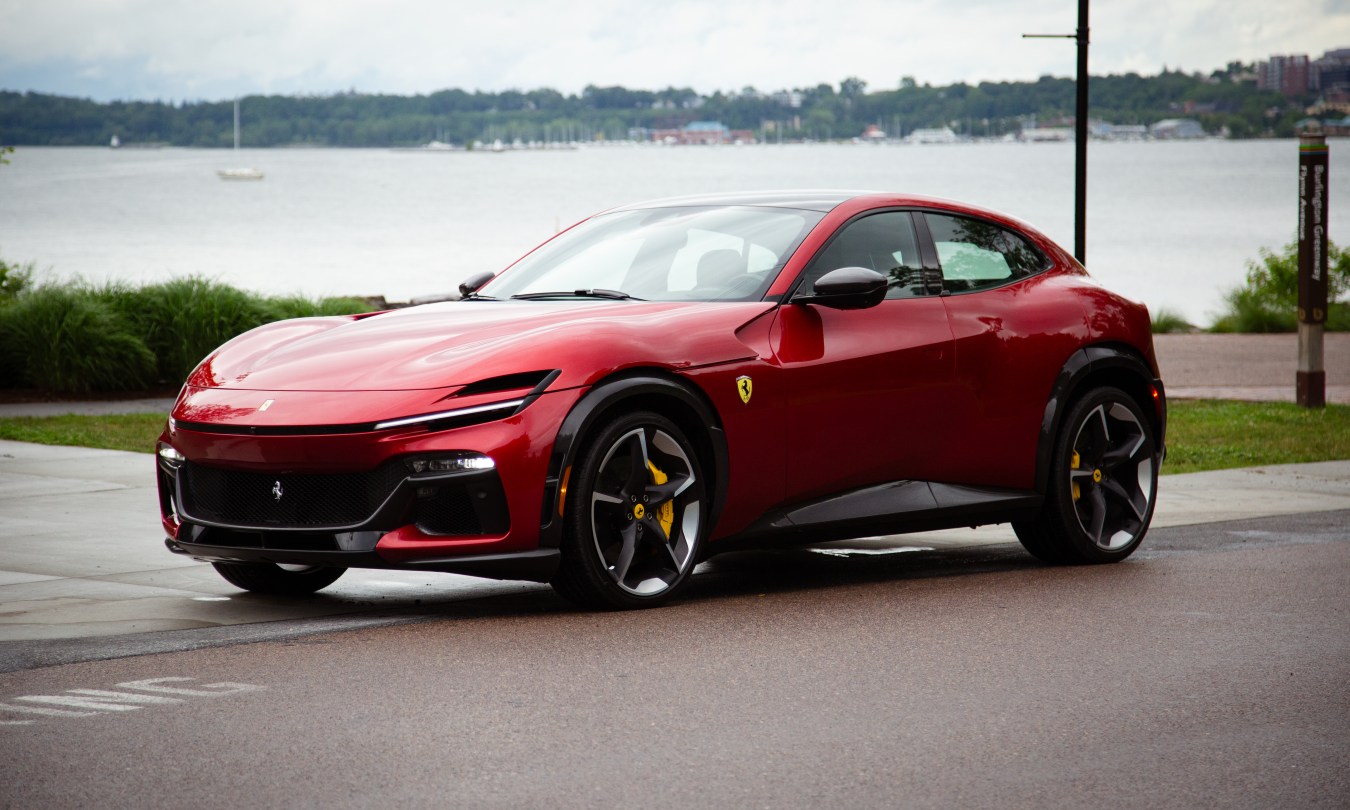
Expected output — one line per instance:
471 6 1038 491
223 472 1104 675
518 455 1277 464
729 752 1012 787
1298 134 1329 409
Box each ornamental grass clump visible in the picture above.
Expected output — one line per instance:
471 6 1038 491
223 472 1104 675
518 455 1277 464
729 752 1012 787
260 295 373 321
101 277 272 383
0 285 156 392
0 269 376 393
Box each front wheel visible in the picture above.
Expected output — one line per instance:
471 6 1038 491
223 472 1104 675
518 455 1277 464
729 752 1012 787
551 411 708 610
212 562 346 595
1014 386 1158 564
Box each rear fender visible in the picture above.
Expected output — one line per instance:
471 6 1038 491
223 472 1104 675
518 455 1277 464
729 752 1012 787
1035 345 1167 495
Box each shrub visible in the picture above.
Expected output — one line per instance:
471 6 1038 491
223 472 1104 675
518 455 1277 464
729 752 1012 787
0 285 156 392
101 277 273 383
1212 239 1350 332
1150 307 1195 334
260 295 373 321
0 273 377 392
0 256 33 301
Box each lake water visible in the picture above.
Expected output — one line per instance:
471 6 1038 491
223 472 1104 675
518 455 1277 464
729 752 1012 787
1 140 1346 325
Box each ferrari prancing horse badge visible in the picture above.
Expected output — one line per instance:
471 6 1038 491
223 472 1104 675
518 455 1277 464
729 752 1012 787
736 376 753 404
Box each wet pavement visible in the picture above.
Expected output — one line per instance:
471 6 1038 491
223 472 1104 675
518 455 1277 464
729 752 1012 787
1 436 1348 647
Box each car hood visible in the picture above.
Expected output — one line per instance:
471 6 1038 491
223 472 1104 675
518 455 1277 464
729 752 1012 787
188 299 775 393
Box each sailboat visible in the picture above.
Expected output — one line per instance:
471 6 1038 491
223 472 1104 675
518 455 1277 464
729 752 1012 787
217 98 264 180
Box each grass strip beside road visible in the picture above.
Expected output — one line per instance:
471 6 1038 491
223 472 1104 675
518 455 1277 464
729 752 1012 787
0 413 166 453
1162 400 1350 474
0 401 1347 474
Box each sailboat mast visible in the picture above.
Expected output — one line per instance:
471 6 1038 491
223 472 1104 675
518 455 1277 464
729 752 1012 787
234 99 240 151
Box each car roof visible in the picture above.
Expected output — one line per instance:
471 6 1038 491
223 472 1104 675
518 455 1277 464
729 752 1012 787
609 190 862 213
604 190 1024 225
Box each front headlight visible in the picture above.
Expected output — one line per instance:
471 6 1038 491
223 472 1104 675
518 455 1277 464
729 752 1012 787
404 453 495 474
157 442 185 470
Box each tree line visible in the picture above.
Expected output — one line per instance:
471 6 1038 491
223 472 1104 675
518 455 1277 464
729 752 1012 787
0 66 1308 147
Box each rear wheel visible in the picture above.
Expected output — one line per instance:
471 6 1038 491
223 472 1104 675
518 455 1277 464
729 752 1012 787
211 562 346 595
1015 386 1157 564
551 411 707 609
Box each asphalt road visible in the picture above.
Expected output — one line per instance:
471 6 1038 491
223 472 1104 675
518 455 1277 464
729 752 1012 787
1 511 1346 809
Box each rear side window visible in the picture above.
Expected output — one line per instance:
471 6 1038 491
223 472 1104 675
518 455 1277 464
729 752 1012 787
924 213 1047 293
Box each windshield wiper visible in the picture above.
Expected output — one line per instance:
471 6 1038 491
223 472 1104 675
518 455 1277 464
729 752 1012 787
459 292 499 301
509 289 644 301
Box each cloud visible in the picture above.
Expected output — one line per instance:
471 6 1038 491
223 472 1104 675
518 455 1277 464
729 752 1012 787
1 0 1347 101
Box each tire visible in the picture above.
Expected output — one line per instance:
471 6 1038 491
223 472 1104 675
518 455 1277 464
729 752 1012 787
1014 386 1158 564
211 562 346 595
551 411 708 609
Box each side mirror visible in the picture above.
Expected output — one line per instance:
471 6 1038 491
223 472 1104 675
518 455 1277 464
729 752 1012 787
792 267 887 310
459 271 496 298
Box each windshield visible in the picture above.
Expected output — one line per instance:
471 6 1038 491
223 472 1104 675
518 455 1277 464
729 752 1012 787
480 205 824 302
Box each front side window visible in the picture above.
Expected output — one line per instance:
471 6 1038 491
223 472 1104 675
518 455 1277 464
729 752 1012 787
482 206 823 302
924 213 1047 293
800 211 926 299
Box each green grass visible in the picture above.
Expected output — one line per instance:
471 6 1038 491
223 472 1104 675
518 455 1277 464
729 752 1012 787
2 401 1348 475
1163 400 1350 474
0 413 167 453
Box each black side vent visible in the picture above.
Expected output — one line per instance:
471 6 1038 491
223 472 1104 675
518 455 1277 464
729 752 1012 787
447 369 558 400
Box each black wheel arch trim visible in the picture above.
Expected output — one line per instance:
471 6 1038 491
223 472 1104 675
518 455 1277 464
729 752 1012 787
538 370 730 549
1035 344 1167 495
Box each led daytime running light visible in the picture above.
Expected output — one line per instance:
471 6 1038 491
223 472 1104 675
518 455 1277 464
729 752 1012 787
374 399 524 431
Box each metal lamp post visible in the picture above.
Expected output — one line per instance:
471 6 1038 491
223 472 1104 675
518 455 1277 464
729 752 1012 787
1025 0 1090 265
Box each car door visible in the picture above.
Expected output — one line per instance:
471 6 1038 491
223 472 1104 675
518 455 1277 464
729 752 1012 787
774 210 956 503
923 211 1091 490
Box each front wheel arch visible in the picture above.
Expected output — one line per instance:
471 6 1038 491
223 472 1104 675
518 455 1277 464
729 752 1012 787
539 371 728 550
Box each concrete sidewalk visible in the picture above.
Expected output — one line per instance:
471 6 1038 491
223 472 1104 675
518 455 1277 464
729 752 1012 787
1 438 1348 643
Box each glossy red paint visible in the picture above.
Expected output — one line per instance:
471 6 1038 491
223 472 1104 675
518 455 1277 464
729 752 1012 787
157 190 1164 593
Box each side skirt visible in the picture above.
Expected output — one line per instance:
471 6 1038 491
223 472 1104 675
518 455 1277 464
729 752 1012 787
718 480 1042 550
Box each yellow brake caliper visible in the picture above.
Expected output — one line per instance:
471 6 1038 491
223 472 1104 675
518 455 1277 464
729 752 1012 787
1070 450 1082 501
646 461 675 537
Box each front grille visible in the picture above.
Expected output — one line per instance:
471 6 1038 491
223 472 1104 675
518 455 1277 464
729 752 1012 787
178 460 406 529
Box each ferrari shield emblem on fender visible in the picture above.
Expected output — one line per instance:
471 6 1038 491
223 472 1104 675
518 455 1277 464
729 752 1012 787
735 376 753 404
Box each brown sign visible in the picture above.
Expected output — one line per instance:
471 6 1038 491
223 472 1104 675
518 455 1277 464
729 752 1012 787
1298 135 1329 325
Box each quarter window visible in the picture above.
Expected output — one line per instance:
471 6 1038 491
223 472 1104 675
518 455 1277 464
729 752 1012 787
924 214 1047 293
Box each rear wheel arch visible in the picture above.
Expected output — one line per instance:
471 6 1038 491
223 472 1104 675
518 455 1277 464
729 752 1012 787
1035 344 1165 495
539 369 728 549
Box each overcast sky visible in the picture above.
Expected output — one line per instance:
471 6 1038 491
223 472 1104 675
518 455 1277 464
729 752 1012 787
2 0 1348 102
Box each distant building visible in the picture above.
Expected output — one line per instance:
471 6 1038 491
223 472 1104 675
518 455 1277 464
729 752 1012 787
905 127 957 144
1314 47 1350 107
1258 55 1312 96
649 121 732 145
682 121 729 145
860 124 887 142
1149 118 1207 139
1020 127 1072 142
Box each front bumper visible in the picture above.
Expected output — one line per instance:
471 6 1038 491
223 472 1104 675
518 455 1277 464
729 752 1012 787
157 386 583 575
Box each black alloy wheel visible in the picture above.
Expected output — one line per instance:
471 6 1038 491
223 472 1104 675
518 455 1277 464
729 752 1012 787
552 411 707 609
1014 386 1158 564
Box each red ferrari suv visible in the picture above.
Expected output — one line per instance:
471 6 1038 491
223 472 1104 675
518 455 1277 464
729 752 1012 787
157 191 1165 609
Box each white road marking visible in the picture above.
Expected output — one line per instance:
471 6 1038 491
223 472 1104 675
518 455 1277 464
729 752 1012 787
0 676 266 727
